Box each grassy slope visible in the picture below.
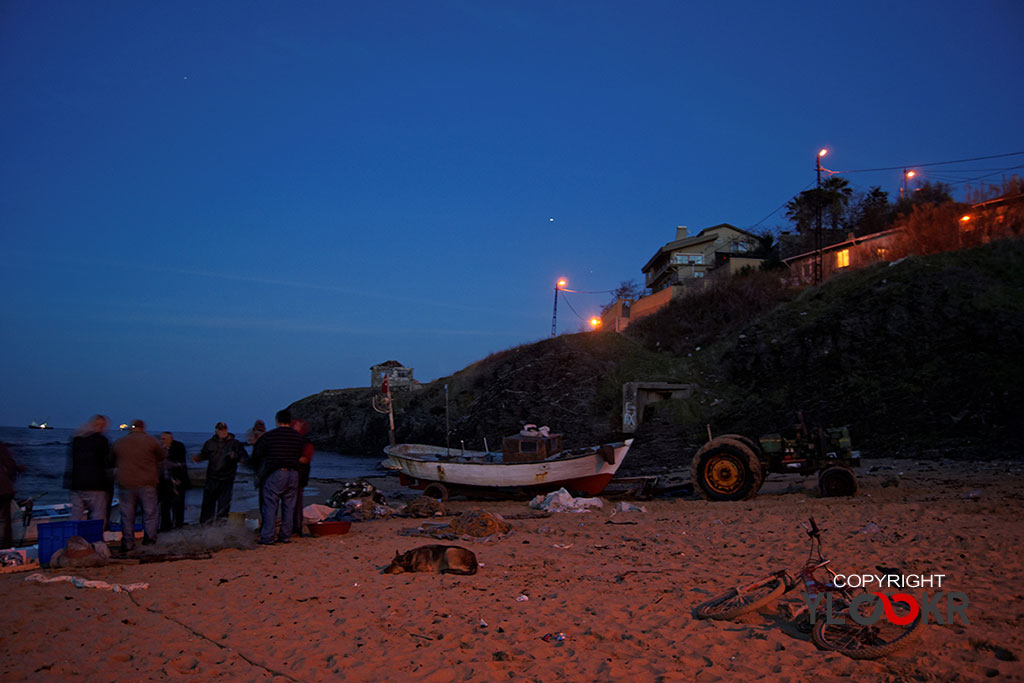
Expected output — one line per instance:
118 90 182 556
294 239 1024 465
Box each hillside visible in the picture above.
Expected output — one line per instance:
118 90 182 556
291 239 1024 472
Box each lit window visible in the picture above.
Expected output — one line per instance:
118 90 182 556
876 247 888 260
836 249 850 268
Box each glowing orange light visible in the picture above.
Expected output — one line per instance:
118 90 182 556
818 148 828 158
960 215 972 222
905 170 916 179
556 278 567 288
589 317 602 329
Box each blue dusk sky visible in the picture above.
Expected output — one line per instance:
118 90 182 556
1 1 1022 433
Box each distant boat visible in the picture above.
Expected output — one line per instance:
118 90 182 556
382 432 634 497
28 421 53 430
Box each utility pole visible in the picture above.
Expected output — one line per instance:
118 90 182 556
550 278 566 336
814 148 828 285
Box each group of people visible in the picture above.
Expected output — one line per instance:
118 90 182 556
62 409 313 551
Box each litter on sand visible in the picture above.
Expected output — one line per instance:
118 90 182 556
25 573 149 592
529 487 603 513
401 509 512 543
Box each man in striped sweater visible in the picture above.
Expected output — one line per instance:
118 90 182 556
252 409 305 545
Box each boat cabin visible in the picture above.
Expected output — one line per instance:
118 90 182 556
501 433 563 463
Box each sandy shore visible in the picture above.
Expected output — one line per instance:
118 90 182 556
2 458 1022 682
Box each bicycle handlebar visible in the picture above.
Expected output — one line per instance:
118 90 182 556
804 517 820 537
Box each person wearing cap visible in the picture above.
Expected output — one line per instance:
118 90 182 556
193 421 247 524
112 419 165 551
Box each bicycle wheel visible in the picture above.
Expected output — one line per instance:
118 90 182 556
695 574 788 620
811 597 921 659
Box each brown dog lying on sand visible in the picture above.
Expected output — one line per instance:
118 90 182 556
382 545 478 575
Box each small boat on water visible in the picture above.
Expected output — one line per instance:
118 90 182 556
382 430 633 497
27 421 53 430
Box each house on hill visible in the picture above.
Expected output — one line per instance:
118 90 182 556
602 223 763 331
642 223 763 292
370 360 422 392
783 228 904 286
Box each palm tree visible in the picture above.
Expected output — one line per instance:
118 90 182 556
821 176 853 231
785 176 853 235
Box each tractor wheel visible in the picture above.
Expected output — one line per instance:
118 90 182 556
726 434 768 490
691 441 762 502
697 435 767 492
818 467 858 497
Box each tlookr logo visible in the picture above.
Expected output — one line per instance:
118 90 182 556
801 574 969 626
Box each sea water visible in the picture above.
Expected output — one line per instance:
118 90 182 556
0 425 384 522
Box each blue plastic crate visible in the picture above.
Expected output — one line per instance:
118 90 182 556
38 519 103 567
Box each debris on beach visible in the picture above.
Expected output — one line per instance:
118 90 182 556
402 495 448 518
529 487 603 513
26 573 149 593
334 495 396 521
858 522 881 534
401 508 511 543
327 479 387 507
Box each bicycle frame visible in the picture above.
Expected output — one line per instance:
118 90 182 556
781 519 857 622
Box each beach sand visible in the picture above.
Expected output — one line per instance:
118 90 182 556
2 458 1022 682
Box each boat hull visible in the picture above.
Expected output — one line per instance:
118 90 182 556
383 439 632 496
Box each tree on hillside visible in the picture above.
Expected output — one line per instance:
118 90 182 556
750 231 784 270
848 186 895 236
899 180 953 213
602 279 645 314
965 174 1024 204
785 176 854 235
895 201 970 255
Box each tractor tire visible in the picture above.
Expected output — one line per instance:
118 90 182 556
726 434 768 490
698 435 767 490
691 440 763 502
818 467 858 497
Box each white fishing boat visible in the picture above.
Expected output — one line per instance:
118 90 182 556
382 431 633 497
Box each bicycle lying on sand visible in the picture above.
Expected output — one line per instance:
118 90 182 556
694 517 921 659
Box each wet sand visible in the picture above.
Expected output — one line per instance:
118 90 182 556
2 458 1022 681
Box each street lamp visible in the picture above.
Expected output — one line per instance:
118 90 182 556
902 169 916 200
814 148 828 285
589 317 602 330
551 278 567 337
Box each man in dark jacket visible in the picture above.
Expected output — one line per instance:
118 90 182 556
252 409 305 545
65 414 114 529
158 431 190 530
194 422 247 524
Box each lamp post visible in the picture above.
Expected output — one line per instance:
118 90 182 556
901 169 916 201
814 148 828 285
551 278 566 337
